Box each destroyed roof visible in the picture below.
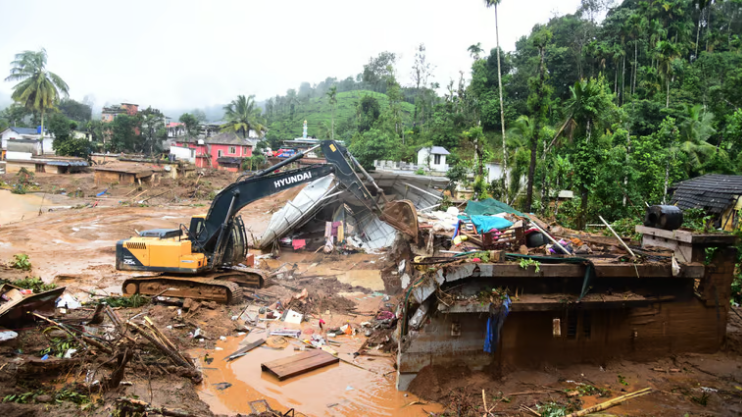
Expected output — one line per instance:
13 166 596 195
670 174 742 214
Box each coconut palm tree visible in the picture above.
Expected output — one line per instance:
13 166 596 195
484 0 508 189
222 95 265 139
4 48 69 155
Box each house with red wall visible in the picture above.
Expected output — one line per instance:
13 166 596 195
175 131 256 172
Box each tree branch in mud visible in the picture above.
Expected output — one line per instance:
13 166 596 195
116 397 196 417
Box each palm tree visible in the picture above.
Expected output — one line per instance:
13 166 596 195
467 43 484 60
656 40 680 108
222 95 265 139
5 48 69 155
484 0 508 190
326 86 337 141
625 12 643 96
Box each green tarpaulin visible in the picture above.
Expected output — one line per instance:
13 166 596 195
464 198 524 217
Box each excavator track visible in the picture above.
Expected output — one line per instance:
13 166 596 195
121 268 265 305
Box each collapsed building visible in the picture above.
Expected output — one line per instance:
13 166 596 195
393 203 738 390
258 170 449 253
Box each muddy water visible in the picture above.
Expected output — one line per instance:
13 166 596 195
192 295 440 417
195 335 439 417
0 190 47 224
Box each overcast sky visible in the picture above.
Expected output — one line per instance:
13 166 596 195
0 0 584 114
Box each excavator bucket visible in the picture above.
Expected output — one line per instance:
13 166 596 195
380 200 419 244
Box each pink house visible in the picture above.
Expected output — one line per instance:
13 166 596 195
176 132 255 172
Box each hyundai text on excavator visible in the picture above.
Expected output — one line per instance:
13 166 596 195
115 140 418 304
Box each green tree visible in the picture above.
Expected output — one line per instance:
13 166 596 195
524 28 553 212
179 113 200 144
563 77 616 228
656 40 681 108
57 98 91 123
357 95 381 132
484 0 509 188
48 113 92 159
0 104 30 127
140 107 166 155
4 48 69 155
110 115 140 153
222 95 265 139
326 86 337 140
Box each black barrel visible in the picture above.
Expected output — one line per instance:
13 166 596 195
644 205 684 230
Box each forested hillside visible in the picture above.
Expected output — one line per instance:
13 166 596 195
263 90 415 140
255 0 741 230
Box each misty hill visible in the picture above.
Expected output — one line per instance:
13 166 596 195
265 90 415 140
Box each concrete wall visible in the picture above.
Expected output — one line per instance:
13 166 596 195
94 170 153 186
169 146 196 163
5 160 39 174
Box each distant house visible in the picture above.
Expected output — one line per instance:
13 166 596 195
6 155 88 174
175 132 256 172
101 103 139 123
1 127 54 160
417 146 450 172
167 122 186 138
671 174 742 231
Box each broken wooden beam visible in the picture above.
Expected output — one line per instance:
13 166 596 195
225 338 265 362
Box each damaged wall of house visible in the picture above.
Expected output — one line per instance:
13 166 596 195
394 203 739 391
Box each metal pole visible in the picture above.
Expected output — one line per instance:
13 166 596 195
599 215 637 258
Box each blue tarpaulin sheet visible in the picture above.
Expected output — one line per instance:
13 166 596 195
468 215 513 233
464 198 524 217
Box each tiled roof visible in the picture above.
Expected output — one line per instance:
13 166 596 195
3 127 39 135
204 132 251 145
670 174 742 214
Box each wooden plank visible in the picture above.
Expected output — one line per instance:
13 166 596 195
261 350 339 381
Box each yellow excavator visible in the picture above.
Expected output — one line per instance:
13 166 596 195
115 140 418 304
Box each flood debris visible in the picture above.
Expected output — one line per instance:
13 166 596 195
225 338 266 362
116 397 194 417
0 281 65 326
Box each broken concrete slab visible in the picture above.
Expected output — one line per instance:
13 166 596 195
444 263 477 282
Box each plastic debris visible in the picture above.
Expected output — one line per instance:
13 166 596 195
56 294 81 309
284 309 303 324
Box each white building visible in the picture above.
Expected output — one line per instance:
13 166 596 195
1 127 54 159
417 146 450 172
169 145 197 163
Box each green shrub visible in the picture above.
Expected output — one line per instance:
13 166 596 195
10 254 31 271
